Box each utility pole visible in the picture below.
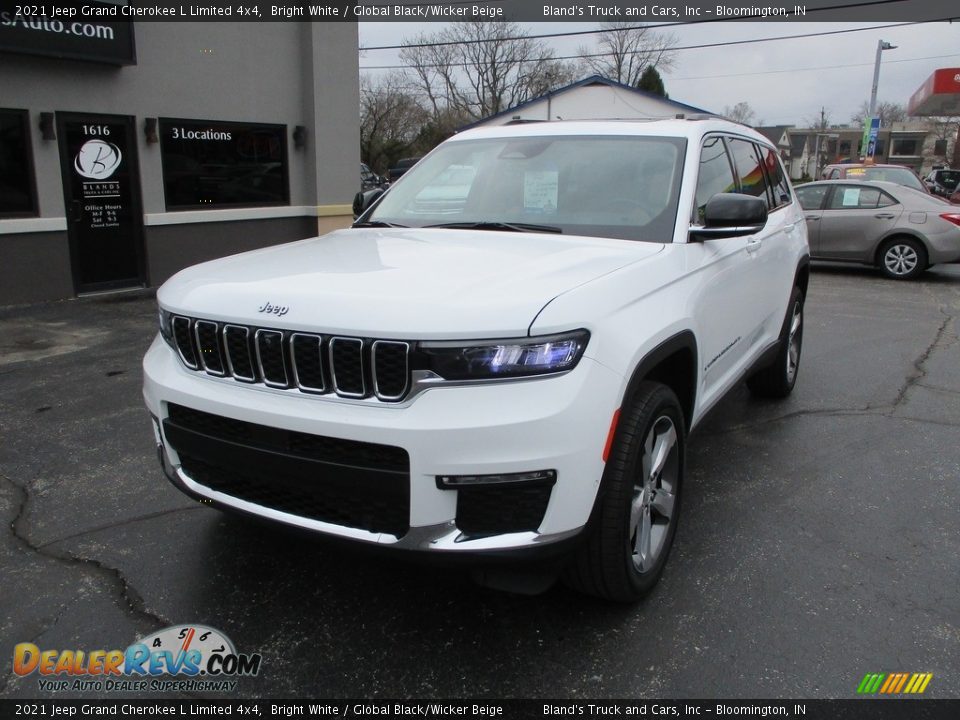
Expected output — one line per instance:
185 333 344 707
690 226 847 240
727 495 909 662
869 40 896 120
864 40 896 161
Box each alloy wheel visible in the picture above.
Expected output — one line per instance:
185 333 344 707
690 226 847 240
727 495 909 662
631 416 679 573
884 244 919 276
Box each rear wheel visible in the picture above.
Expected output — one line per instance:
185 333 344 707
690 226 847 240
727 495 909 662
878 237 927 280
747 286 803 399
564 382 684 602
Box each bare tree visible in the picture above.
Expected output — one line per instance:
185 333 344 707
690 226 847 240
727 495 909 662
400 22 575 122
851 100 907 128
804 107 833 132
360 72 429 174
723 102 757 126
577 22 676 87
927 115 960 163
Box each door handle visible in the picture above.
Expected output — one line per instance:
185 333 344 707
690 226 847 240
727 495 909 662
746 237 762 253
804 215 820 221
69 200 83 223
874 213 896 219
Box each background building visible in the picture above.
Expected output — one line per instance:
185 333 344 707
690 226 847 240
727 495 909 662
0 19 359 305
460 75 712 129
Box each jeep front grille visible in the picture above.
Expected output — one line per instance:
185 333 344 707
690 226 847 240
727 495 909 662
170 315 412 402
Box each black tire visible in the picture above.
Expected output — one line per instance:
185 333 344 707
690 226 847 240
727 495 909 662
747 286 803 399
877 237 927 280
564 382 684 602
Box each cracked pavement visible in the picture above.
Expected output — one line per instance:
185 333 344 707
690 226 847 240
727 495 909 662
1 265 958 700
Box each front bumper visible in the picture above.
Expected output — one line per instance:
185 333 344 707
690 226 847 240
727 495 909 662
143 336 623 555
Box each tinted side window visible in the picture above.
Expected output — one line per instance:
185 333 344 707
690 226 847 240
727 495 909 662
828 185 885 210
0 109 37 217
877 191 897 208
693 136 736 223
795 185 828 211
761 146 792 208
727 137 769 207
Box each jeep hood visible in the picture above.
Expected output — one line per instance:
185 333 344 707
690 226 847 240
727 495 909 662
157 228 663 339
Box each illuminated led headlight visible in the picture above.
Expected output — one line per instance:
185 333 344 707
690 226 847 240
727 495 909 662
158 308 175 348
417 330 589 380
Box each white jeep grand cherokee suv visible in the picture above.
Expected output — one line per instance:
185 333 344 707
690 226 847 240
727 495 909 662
143 119 809 601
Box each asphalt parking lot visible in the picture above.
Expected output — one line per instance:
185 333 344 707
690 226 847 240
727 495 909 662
1 263 958 700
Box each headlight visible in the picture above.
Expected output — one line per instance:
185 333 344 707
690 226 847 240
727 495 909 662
416 330 589 380
158 307 175 348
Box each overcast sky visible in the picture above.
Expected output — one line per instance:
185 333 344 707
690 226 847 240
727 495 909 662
358 20 960 127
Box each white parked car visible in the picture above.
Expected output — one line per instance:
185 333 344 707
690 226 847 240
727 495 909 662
144 119 810 601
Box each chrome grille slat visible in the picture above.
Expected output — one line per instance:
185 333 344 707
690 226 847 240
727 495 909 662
329 337 366 398
223 325 256 382
255 329 289 388
372 340 410 401
194 320 226 377
291 333 325 393
170 316 410 402
172 316 199 370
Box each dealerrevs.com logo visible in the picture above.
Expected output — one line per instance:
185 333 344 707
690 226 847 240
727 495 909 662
13 625 262 693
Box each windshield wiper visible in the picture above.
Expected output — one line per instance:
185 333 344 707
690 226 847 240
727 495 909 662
352 220 409 228
423 221 562 234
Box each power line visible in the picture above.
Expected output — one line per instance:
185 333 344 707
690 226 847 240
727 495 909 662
358 18 958 70
667 51 960 81
366 51 960 94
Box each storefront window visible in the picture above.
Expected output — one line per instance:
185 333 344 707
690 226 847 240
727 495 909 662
159 118 289 210
0 109 38 217
891 138 919 156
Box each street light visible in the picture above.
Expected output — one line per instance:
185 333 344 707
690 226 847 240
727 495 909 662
864 40 896 162
869 40 897 120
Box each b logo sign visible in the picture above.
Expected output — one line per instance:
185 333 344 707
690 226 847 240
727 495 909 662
74 139 122 180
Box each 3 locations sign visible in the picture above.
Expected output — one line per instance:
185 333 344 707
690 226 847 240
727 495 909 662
0 1 135 65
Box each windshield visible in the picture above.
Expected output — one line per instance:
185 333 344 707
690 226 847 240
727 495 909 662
367 135 687 242
849 167 925 191
936 170 960 190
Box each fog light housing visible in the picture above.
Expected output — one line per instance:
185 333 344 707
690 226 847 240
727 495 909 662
436 469 556 489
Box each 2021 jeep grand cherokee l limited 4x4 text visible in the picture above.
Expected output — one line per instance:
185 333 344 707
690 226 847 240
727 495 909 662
144 119 809 601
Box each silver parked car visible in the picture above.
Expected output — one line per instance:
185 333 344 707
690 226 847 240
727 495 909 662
795 180 960 280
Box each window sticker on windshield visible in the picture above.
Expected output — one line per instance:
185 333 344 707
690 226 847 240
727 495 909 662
524 171 559 212
841 188 861 207
846 168 866 176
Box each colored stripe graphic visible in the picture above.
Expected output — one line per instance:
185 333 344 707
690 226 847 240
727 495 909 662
856 672 932 694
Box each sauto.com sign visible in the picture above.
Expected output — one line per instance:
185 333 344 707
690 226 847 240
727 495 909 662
12 625 262 693
0 1 135 65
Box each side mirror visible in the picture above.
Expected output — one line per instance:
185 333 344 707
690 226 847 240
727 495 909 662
353 188 385 219
690 193 768 241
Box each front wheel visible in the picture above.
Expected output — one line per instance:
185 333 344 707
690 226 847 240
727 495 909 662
564 382 684 602
878 237 927 280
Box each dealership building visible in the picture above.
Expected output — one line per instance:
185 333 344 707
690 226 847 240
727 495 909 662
0 16 360 305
